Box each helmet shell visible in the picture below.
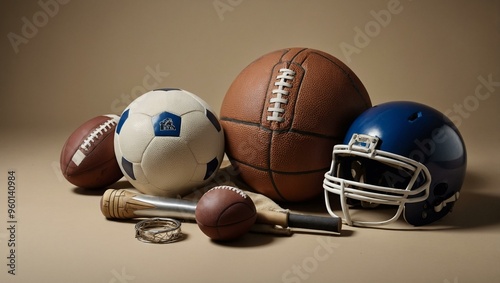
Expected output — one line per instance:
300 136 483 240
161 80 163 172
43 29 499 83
344 101 467 225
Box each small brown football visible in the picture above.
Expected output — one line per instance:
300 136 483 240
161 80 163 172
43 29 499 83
195 186 257 241
60 115 123 189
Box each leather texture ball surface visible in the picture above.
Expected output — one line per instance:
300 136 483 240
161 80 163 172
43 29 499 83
60 115 123 189
220 47 372 202
195 186 257 241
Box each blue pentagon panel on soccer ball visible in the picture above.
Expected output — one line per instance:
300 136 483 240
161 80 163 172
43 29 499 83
116 109 129 134
152 112 182 137
205 109 222 132
121 157 136 180
204 157 219 180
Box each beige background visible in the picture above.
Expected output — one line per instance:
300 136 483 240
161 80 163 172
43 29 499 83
1 0 499 282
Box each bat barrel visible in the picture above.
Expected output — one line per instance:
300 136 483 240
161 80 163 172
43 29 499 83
132 194 196 220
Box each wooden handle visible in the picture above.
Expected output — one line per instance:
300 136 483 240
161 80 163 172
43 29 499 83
100 189 155 219
100 189 197 220
256 210 288 227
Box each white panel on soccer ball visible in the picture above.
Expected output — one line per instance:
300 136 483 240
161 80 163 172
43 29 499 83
191 164 210 183
161 90 206 115
182 89 214 111
128 91 169 116
133 90 204 116
141 137 198 195
181 111 225 163
117 113 154 163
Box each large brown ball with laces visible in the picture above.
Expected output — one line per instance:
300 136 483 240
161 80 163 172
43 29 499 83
220 48 371 202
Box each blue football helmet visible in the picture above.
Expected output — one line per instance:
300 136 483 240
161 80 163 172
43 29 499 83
323 101 467 227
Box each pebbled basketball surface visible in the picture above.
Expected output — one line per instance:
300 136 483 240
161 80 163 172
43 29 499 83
220 47 371 202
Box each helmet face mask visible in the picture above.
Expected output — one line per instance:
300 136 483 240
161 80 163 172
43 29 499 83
324 133 432 227
323 102 467 227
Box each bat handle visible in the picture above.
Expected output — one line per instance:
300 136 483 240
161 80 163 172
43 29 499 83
101 189 143 219
288 213 342 233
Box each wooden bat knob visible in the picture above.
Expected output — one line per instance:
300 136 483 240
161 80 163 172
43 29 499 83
100 189 155 219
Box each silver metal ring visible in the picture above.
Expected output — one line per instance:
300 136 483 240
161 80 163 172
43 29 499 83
135 218 183 244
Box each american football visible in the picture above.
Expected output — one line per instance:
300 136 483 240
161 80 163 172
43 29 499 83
195 186 257 241
60 114 123 189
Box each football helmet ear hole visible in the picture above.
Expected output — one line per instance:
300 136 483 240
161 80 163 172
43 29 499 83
407 111 422 122
433 183 449 196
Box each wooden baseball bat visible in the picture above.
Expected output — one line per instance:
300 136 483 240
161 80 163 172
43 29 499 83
100 189 341 233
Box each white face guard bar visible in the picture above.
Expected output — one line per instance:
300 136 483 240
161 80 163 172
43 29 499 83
323 134 432 227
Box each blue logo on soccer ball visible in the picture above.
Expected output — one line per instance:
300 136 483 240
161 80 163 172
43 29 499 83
152 112 181 137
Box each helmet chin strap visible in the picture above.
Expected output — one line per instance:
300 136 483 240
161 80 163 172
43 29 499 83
434 192 460 212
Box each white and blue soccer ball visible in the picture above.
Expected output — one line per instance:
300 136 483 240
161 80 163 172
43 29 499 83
114 88 225 197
